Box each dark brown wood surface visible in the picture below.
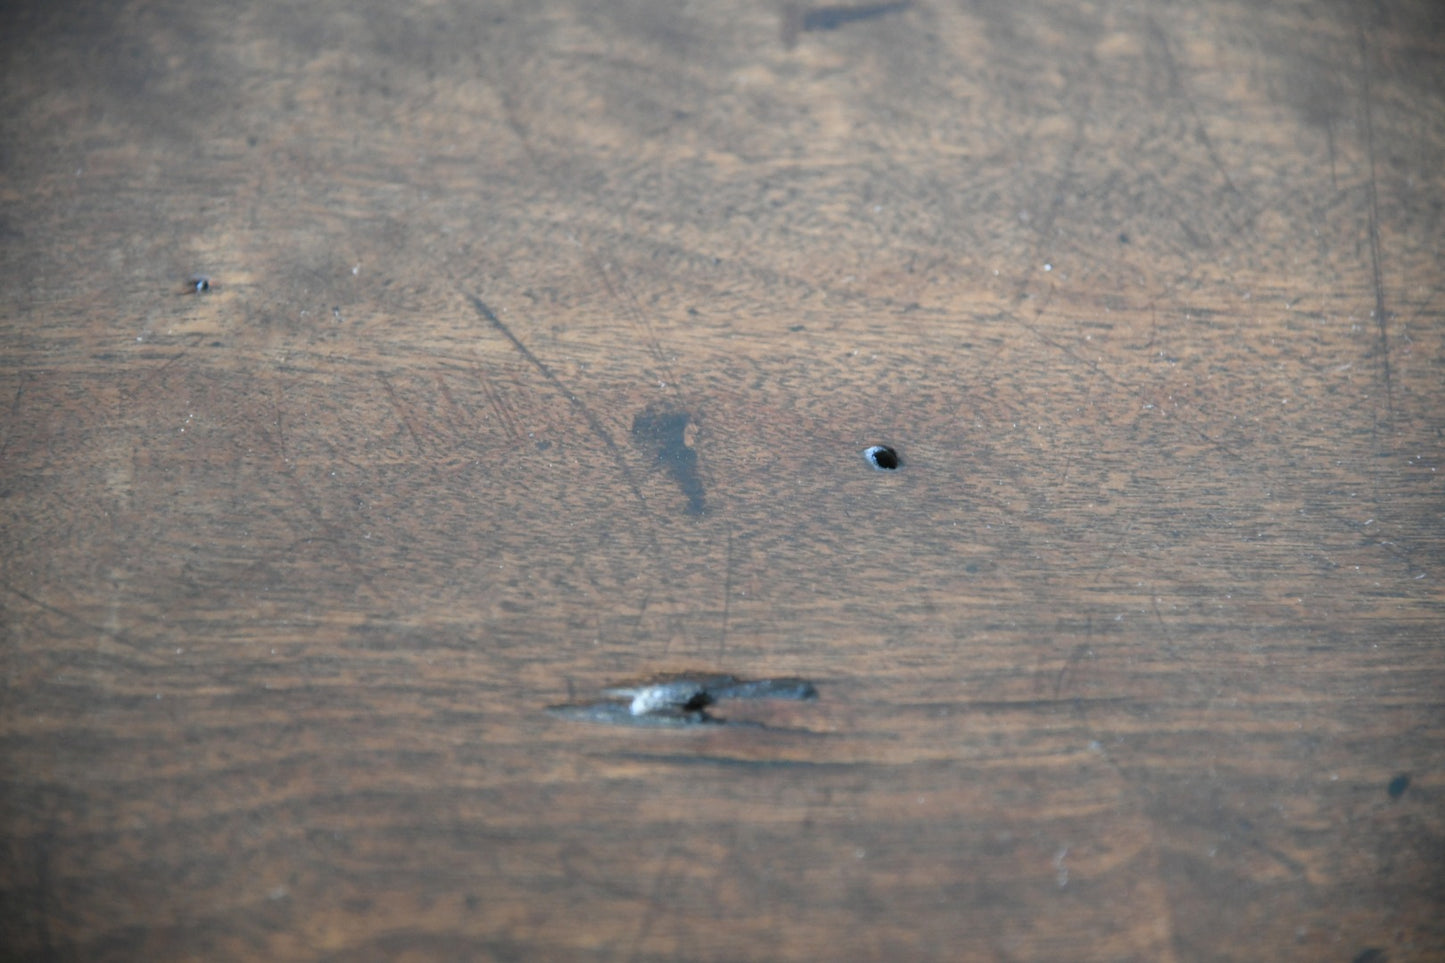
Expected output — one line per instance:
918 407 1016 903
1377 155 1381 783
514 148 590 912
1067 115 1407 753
2 0 1442 959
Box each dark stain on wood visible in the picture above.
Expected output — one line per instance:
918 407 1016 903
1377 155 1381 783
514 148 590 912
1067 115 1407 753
632 405 706 515
781 1 909 48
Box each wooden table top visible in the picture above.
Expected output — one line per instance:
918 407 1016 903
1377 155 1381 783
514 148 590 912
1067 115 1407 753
2 0 1442 959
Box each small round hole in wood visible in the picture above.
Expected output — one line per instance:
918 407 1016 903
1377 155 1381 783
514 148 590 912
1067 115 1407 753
863 445 900 470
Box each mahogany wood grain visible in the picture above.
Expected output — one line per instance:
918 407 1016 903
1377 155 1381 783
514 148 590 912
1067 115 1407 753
1 0 1442 959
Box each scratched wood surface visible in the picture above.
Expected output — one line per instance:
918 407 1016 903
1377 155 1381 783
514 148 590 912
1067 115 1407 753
2 0 1443 960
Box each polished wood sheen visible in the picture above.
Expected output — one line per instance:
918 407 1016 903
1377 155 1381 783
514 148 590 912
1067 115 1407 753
1 0 1442 960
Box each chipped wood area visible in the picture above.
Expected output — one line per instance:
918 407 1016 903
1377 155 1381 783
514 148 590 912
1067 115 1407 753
1 0 1442 960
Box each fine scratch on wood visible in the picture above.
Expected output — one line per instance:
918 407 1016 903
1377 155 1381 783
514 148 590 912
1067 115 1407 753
581 246 680 392
462 292 652 514
718 524 735 661
1009 311 1242 459
0 375 24 461
1358 18 1394 421
487 69 685 403
257 373 375 589
432 372 477 437
1146 19 1243 207
474 365 523 444
626 841 678 963
377 370 426 454
0 580 159 661
121 337 203 402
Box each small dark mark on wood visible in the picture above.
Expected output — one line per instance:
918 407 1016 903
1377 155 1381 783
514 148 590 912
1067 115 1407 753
185 275 211 294
803 1 909 31
782 2 910 47
1387 772 1410 799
